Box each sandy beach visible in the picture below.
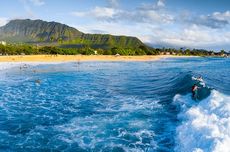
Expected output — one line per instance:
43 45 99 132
0 55 196 62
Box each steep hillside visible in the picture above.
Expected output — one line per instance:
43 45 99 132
0 19 145 49
0 19 82 42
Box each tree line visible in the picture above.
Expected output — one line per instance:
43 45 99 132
0 44 229 56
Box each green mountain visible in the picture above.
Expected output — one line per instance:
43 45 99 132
0 19 144 49
0 19 82 42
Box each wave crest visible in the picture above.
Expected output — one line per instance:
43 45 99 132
174 90 230 152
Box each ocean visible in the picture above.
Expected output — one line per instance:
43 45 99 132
0 57 229 152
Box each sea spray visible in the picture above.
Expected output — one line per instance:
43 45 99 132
174 90 230 152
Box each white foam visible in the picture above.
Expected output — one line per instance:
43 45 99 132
53 95 160 151
0 62 67 71
0 62 22 71
174 90 230 152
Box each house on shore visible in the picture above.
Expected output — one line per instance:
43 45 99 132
160 52 171 55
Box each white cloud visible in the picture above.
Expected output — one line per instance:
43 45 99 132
108 0 119 8
149 24 230 49
71 0 173 24
178 10 230 30
213 11 230 21
72 7 118 20
71 22 152 39
0 17 8 26
93 7 118 19
187 11 230 29
157 0 165 7
139 9 174 23
29 0 45 6
70 1 230 50
71 12 87 17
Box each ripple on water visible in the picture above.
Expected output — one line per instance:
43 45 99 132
1 59 229 151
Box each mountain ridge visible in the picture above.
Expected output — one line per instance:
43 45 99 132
0 19 145 49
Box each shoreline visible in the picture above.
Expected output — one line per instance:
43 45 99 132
0 55 198 62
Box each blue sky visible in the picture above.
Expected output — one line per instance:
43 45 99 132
1 0 230 50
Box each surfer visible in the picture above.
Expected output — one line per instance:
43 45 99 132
192 76 205 87
192 84 199 99
198 76 206 87
197 76 203 82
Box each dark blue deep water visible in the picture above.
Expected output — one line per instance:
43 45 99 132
0 57 229 152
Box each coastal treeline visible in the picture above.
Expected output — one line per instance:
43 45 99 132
0 44 229 56
0 44 157 55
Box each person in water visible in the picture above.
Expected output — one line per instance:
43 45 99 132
197 76 203 82
192 84 199 99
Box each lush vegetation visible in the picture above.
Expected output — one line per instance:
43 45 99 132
0 19 144 50
0 44 150 55
0 19 82 42
0 44 229 56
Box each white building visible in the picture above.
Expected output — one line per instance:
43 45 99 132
0 41 6 46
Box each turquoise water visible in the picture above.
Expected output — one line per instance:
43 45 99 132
0 58 229 152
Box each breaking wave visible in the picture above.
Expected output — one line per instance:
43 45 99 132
174 90 230 152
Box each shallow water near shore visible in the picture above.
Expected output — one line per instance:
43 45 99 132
0 57 229 152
